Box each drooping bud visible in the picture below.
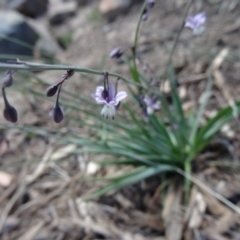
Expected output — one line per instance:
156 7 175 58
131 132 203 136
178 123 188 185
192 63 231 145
2 88 18 123
148 0 155 9
109 47 123 59
3 105 18 123
51 104 63 123
1 71 13 88
50 83 63 123
46 84 58 97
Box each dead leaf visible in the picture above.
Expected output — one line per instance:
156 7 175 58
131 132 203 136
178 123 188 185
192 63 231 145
186 187 206 229
50 144 77 161
162 181 184 240
0 171 13 187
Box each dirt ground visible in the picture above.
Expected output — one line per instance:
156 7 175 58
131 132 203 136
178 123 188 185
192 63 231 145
1 0 240 239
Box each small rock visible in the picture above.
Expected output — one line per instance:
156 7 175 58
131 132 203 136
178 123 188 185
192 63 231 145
3 216 20 232
27 18 62 57
0 11 39 58
77 0 89 6
48 1 77 25
99 0 131 21
5 0 49 18
0 171 13 187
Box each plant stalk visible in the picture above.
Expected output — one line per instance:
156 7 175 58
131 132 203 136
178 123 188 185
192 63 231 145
132 0 148 83
184 160 191 205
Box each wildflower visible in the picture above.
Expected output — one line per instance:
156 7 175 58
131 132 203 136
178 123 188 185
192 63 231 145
91 72 127 119
148 0 155 9
185 12 206 35
2 88 18 123
109 47 124 59
143 95 161 115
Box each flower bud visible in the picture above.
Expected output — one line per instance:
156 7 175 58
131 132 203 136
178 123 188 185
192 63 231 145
109 47 123 59
148 0 155 9
46 84 58 97
51 104 63 123
1 72 13 88
3 105 18 123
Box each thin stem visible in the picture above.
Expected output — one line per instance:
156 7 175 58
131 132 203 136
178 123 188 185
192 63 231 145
2 88 10 107
132 0 148 83
56 83 62 106
0 62 138 86
184 161 191 205
163 0 194 79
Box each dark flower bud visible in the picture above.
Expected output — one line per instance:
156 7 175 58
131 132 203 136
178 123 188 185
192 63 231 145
46 84 58 97
3 105 18 123
109 47 123 59
51 104 64 123
148 0 155 9
1 71 13 88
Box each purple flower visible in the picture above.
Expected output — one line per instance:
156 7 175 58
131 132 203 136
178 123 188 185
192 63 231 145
148 0 155 9
144 96 161 115
91 73 127 119
109 47 123 59
185 12 206 35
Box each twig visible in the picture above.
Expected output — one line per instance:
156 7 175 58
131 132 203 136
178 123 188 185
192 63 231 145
0 168 26 234
26 147 53 184
18 221 44 240
176 168 240 214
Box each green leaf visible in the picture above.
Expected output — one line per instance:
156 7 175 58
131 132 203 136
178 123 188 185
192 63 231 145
85 164 175 200
189 73 213 145
195 101 240 152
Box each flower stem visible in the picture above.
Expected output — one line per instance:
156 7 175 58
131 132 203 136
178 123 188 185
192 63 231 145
184 160 191 205
132 0 148 83
0 61 138 86
163 0 194 82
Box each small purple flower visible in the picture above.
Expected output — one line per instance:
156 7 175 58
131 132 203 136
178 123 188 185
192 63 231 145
109 47 123 59
148 0 155 9
144 96 161 115
91 73 127 119
185 12 206 35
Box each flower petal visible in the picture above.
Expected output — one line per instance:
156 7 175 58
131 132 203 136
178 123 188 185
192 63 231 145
114 91 127 105
91 86 108 104
101 105 116 119
91 94 107 104
143 97 152 107
108 83 115 102
95 86 104 97
152 101 161 110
